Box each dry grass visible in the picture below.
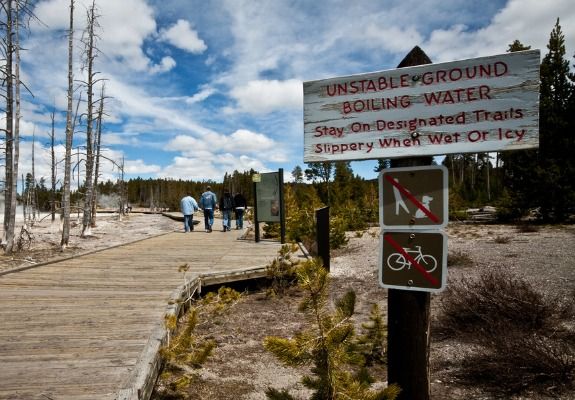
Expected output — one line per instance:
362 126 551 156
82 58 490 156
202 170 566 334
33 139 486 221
447 250 474 268
493 235 511 244
436 268 575 395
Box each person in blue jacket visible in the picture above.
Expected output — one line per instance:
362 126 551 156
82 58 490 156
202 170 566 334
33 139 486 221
199 186 217 232
180 194 199 232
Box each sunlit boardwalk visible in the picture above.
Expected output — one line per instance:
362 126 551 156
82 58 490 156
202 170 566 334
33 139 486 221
0 221 292 400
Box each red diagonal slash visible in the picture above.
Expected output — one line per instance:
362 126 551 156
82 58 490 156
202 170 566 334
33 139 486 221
384 233 439 286
385 174 439 223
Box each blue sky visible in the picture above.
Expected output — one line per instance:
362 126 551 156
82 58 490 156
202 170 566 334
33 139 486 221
14 0 575 185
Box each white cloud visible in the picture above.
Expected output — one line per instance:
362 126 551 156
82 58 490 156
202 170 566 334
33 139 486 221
125 159 162 174
159 156 222 181
164 128 279 160
424 0 575 63
357 25 424 54
186 86 216 104
226 129 276 153
228 79 302 114
149 56 177 74
158 19 207 54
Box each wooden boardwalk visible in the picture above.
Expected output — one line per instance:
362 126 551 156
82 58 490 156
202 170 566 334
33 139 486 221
0 222 294 400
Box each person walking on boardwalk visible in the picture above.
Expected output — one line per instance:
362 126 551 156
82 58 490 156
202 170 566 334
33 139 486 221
200 186 217 232
180 194 199 232
233 192 247 229
219 189 234 232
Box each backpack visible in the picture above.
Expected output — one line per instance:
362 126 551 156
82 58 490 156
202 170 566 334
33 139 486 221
223 195 233 209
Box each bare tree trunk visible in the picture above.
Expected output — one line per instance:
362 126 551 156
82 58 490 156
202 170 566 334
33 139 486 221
31 129 36 221
3 0 16 254
91 84 105 226
21 174 26 225
118 157 125 220
12 0 22 239
50 107 56 223
61 0 75 249
80 1 98 236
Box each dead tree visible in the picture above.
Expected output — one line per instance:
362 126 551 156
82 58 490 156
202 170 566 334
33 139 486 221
30 129 37 221
80 0 103 237
91 83 106 226
61 0 75 249
2 0 15 252
49 106 57 223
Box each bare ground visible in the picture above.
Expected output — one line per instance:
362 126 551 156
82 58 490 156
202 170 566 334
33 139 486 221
1 215 574 399
155 223 575 400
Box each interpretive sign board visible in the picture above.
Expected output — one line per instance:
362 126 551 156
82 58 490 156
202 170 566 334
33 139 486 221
255 171 281 223
303 50 540 162
379 165 448 230
379 230 447 292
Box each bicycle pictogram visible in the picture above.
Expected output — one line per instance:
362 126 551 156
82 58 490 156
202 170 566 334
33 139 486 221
386 245 438 273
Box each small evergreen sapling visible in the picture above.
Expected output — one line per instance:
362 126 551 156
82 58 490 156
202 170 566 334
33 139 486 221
266 243 301 296
263 258 400 400
357 303 387 367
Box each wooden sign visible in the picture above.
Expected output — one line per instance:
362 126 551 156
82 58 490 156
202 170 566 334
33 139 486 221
303 50 540 162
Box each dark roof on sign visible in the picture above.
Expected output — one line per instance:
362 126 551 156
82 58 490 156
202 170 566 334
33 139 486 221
397 46 432 68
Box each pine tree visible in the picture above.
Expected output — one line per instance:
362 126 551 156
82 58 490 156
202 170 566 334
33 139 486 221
357 303 387 367
538 19 574 220
501 22 575 221
263 258 400 400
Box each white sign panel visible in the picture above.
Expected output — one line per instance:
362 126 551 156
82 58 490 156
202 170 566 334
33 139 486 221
303 50 540 162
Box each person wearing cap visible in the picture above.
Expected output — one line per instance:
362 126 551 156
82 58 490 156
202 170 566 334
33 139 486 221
199 186 217 232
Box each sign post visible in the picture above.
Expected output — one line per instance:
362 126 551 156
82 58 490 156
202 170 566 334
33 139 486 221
302 44 540 400
384 47 435 400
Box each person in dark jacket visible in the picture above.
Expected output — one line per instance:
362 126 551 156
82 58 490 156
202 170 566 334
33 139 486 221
219 189 234 232
199 186 217 232
233 192 247 229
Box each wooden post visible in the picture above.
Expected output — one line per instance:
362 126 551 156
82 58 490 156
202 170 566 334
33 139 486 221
279 168 286 244
253 180 260 243
315 206 330 271
387 46 433 400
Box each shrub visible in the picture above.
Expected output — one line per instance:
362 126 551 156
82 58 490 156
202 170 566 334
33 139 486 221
356 303 387 367
437 268 575 394
265 244 301 297
438 268 557 334
493 235 511 244
329 214 349 250
516 223 540 233
263 222 280 239
155 287 242 399
447 250 474 268
333 202 369 231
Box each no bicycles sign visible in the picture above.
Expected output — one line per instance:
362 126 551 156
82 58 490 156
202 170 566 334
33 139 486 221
379 231 447 292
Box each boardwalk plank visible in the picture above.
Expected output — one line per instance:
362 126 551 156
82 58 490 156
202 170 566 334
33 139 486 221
0 223 295 400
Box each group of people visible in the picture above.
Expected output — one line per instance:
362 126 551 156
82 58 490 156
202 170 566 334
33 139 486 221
180 186 247 233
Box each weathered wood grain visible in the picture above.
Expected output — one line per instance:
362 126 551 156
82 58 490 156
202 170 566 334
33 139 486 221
0 223 297 400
